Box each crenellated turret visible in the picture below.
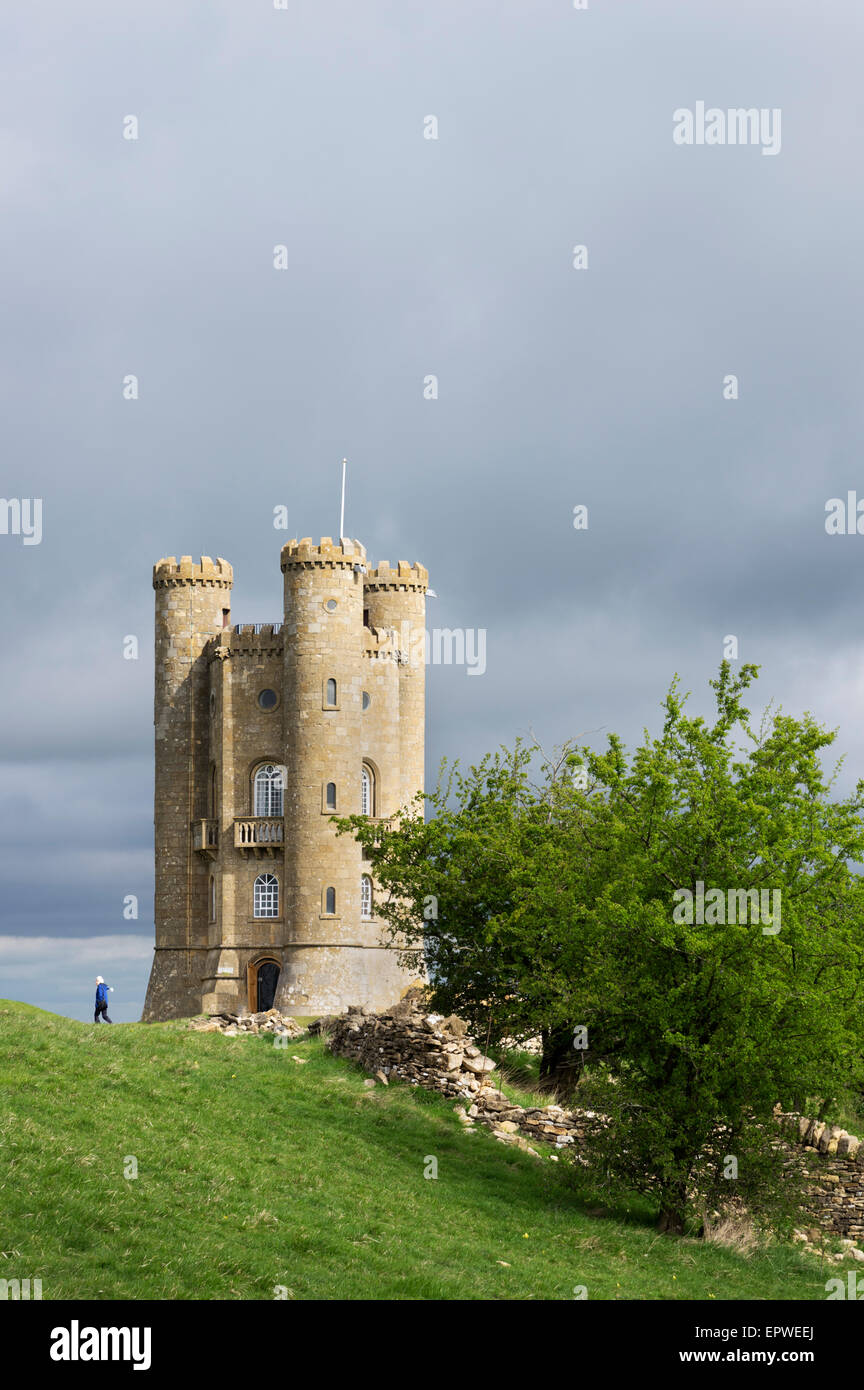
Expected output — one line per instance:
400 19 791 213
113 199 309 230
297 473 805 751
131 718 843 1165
363 559 428 812
144 557 233 1021
278 538 367 1013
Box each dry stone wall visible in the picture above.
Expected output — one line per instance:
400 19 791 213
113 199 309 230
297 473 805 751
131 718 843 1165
322 1000 607 1156
776 1113 864 1243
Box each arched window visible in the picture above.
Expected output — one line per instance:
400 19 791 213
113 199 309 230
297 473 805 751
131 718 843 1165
254 764 283 817
326 678 337 706
254 873 279 919
361 763 375 816
360 874 373 920
209 875 216 922
325 886 336 915
325 781 337 811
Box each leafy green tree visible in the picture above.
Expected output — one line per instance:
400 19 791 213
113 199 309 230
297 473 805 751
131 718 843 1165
339 662 864 1233
568 662 864 1231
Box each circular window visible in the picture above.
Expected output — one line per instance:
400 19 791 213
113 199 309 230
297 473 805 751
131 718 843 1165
362 691 371 711
324 598 338 613
258 689 278 710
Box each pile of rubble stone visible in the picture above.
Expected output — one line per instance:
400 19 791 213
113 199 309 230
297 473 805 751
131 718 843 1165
188 1008 306 1039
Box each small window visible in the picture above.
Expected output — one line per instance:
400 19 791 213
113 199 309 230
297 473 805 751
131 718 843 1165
254 873 279 919
362 691 371 711
209 875 216 923
326 678 337 706
360 875 372 919
222 609 230 629
361 763 375 816
209 764 217 817
324 598 338 613
325 886 336 915
325 781 337 811
209 691 216 717
258 688 278 710
363 608 370 628
254 764 284 817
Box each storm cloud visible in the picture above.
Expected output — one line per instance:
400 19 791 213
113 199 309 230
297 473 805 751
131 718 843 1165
2 0 862 1019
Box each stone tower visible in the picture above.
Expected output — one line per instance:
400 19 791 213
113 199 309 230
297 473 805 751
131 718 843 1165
142 538 428 1022
145 555 233 1020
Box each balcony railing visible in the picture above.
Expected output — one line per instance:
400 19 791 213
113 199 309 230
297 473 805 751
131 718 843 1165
191 819 219 858
234 817 284 857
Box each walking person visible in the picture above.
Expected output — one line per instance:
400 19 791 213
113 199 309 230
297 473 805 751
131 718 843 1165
94 976 113 1023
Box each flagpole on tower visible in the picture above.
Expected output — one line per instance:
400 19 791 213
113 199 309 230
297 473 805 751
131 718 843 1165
339 458 347 544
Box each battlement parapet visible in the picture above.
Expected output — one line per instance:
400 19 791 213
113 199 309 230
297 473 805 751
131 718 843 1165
206 624 283 660
364 559 428 593
153 555 233 590
362 626 399 661
281 537 367 572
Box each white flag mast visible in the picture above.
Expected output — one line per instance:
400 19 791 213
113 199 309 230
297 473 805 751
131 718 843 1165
339 458 347 545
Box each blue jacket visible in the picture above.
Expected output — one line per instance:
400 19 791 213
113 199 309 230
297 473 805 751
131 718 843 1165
96 983 109 1005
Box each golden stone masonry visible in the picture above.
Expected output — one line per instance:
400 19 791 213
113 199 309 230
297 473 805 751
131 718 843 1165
142 538 428 1021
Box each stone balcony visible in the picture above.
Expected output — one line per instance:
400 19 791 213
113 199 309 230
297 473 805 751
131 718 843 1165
191 819 219 859
234 817 284 857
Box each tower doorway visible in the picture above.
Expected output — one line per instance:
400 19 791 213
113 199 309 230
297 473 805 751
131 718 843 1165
250 957 281 1012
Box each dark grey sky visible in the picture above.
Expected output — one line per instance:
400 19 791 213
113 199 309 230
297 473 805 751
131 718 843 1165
2 0 863 1020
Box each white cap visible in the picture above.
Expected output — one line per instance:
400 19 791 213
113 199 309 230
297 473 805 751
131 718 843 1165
96 976 104 983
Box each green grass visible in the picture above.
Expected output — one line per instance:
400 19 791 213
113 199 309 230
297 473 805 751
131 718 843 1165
0 1000 843 1300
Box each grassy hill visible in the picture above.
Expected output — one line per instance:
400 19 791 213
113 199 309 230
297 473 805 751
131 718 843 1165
0 1000 840 1300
